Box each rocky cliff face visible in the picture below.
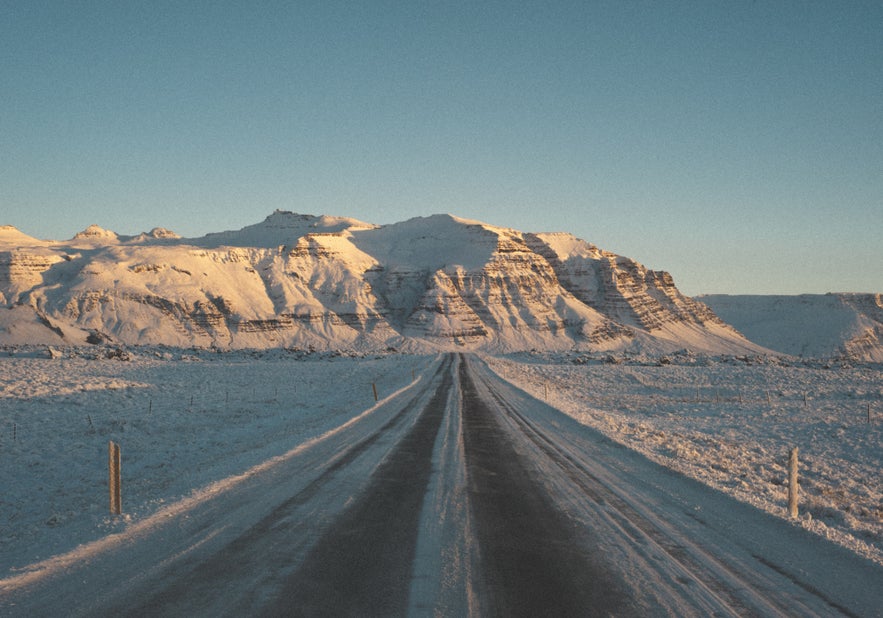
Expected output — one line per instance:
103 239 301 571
0 250 65 305
0 212 762 353
524 233 725 332
839 294 883 362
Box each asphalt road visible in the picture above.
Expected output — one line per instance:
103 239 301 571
458 358 635 616
265 355 453 616
266 354 637 616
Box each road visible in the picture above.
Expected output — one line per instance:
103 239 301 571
2 354 880 616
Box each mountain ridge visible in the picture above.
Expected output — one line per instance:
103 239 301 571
0 211 782 354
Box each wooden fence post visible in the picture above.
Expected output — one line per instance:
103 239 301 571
787 447 798 519
109 441 122 515
372 383 378 402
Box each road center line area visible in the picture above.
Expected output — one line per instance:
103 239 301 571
2 354 880 616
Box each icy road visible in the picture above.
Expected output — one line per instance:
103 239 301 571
2 354 880 616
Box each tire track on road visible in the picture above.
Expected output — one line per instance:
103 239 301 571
459 356 637 617
475 367 764 616
97 359 448 617
266 355 454 616
472 357 850 617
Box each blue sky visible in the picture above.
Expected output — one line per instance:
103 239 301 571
2 1 881 294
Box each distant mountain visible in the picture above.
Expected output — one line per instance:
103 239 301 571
699 294 883 362
0 211 764 353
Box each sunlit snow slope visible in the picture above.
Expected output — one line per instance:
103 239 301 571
700 294 883 362
1 212 763 353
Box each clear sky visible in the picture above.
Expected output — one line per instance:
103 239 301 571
2 1 881 295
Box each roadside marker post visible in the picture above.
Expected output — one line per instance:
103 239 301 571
787 447 798 519
109 441 122 515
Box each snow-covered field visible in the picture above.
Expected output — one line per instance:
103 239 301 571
485 352 883 566
0 347 431 574
1 346 880 584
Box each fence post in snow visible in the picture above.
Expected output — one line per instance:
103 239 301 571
109 441 122 515
787 447 798 519
372 383 378 402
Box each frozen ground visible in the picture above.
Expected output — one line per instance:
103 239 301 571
1 347 881 590
1 349 881 615
0 347 431 574
485 352 883 566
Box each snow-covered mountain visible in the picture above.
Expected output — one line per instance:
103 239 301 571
0 212 764 353
699 294 883 362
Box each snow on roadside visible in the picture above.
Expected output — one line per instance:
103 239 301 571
0 347 430 575
484 352 883 566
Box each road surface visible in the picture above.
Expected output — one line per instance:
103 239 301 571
2 354 880 616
